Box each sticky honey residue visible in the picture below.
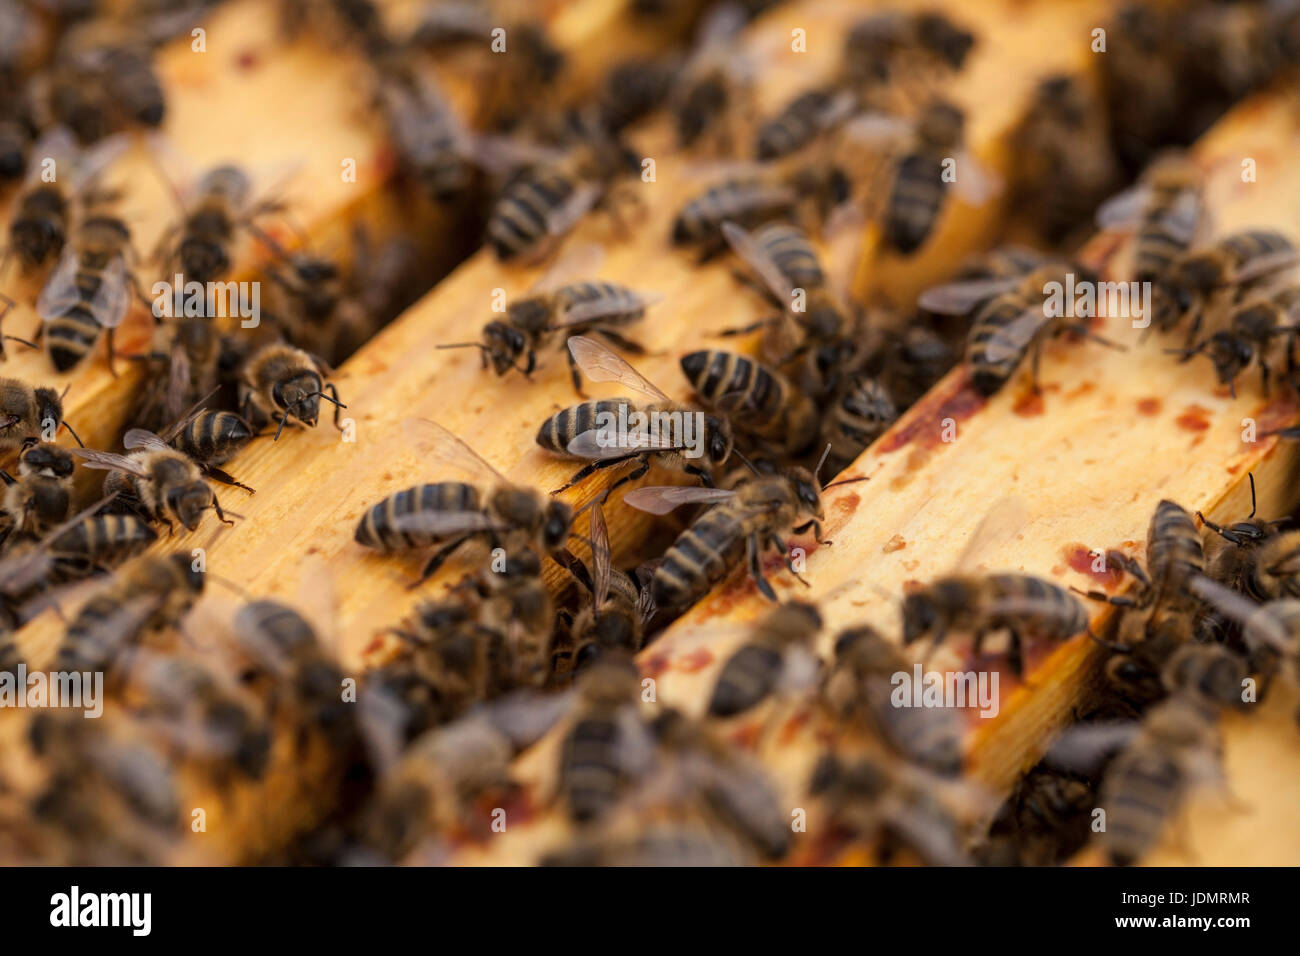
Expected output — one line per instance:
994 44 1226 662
1063 543 1124 590
883 534 907 553
1175 404 1212 432
675 648 714 673
878 372 986 454
1136 397 1162 416
832 491 860 517
1013 390 1045 417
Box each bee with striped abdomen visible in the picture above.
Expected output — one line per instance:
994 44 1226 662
819 373 898 475
541 336 733 499
1095 152 1204 283
705 600 821 718
239 343 346 441
1198 474 1300 602
354 418 575 586
679 349 818 457
1169 285 1300 397
0 443 75 544
124 396 255 493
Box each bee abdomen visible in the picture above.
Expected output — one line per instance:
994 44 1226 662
175 410 254 465
536 399 628 455
1146 499 1203 598
560 717 624 823
672 181 795 246
488 169 574 261
354 482 480 551
988 573 1087 637
885 153 945 254
708 643 783 716
46 306 101 372
653 509 744 609
1103 749 1182 866
557 281 645 326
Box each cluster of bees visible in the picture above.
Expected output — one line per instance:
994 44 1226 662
0 0 1299 866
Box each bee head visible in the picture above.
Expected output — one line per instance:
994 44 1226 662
170 481 215 531
20 442 74 477
786 466 823 520
483 320 527 375
918 99 965 148
901 591 938 645
542 500 575 552
1172 253 1223 296
33 387 64 435
1205 331 1253 387
704 415 733 466
274 371 324 426
11 216 64 266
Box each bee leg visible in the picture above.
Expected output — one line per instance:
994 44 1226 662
595 329 646 354
1005 631 1025 678
683 463 712 487
565 344 587 397
716 318 769 338
792 519 829 546
599 456 651 502
552 454 634 495
769 533 810 588
324 383 345 430
409 535 472 589
1069 585 1140 609
747 533 777 602
212 496 235 526
202 465 255 494
105 329 119 379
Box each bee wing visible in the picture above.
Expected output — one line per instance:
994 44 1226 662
69 448 151 477
839 111 914 147
951 150 1003 205
981 305 1051 365
590 503 612 609
70 133 132 196
468 133 565 179
402 417 507 484
567 336 670 400
528 241 606 295
546 182 604 239
382 510 505 537
123 428 173 453
721 221 795 304
552 289 664 328
480 687 577 750
566 425 684 460
916 275 1019 315
35 245 84 320
163 340 192 426
623 486 737 515
1094 183 1150 231
86 255 132 329
954 495 1029 572
777 644 822 693
1190 575 1294 654
1044 721 1140 774
72 593 167 663
1235 249 1300 284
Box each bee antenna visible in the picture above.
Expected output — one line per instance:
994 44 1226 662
813 442 833 483
436 342 488 351
273 411 294 442
60 419 84 448
824 475 869 490
732 449 760 475
309 390 347 409
206 572 251 598
1247 472 1257 519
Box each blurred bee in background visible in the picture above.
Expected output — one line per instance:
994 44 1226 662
0 442 75 544
552 503 650 678
539 825 752 866
818 371 898 475
1170 286 1300 397
238 342 346 440
705 600 821 718
841 10 975 111
679 349 818 457
824 625 964 777
1197 474 1300 602
438 245 658 392
979 763 1097 866
541 336 733 498
354 418 576 585
0 90 36 190
670 3 755 155
1094 152 1204 284
753 87 856 163
1010 74 1121 247
128 317 241 433
1150 230 1297 345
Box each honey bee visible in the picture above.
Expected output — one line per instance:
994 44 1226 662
55 552 205 675
36 208 143 373
841 11 974 106
1151 230 1298 343
40 511 159 583
56 22 166 132
1161 642 1251 713
465 546 555 689
125 398 255 493
670 3 753 154
438 246 658 392
539 826 751 866
70 439 238 534
902 573 1090 677
1198 474 1300 601
372 55 478 201
2 127 126 276
679 349 818 457
819 372 898 475
540 336 733 498
0 443 75 543
0 378 82 451
824 625 963 777
979 764 1097 866
238 343 346 441
552 503 649 677
0 101 33 190
354 418 575 585
1170 285 1300 397
128 318 232 433
1012 74 1121 246
556 652 654 824
671 160 850 257
1095 152 1204 283
706 600 821 718
755 87 856 162
625 452 856 609
486 132 640 262
152 164 285 284
921 263 1122 396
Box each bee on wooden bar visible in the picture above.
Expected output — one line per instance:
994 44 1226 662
706 600 821 718
552 503 649 678
121 408 255 494
670 3 753 154
841 10 975 106
679 349 818 457
1150 230 1298 344
1197 474 1300 602
128 318 237 433
238 343 346 441
755 87 857 162
438 245 658 393
625 449 860 609
0 443 75 543
1169 285 1300 397
55 552 205 675
903 572 1090 677
354 418 575 585
819 373 898 475
0 378 82 451
1095 152 1204 283
824 625 963 777
541 336 733 499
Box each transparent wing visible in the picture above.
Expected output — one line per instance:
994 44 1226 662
981 306 1050 365
917 275 1018 315
567 336 670 400
722 221 796 303
1160 189 1202 248
566 426 686 460
36 246 84 320
1094 184 1149 231
164 340 192 426
546 182 603 238
529 241 606 295
69 448 151 478
402 417 506 484
554 289 664 327
954 496 1030 572
123 428 172 453
69 133 132 196
1190 575 1293 653
1235 249 1300 284
839 112 914 147
623 485 737 515
1044 722 1140 774
590 503 612 609
86 255 132 329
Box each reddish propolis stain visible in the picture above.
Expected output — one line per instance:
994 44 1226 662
1065 381 1096 400
1175 404 1212 432
639 653 671 679
778 708 811 746
235 49 260 71
728 721 763 751
1136 397 1162 416
877 371 986 454
1063 543 1124 590
1012 390 1045 417
832 491 860 517
1254 392 1300 437
675 648 714 673
883 534 907 553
